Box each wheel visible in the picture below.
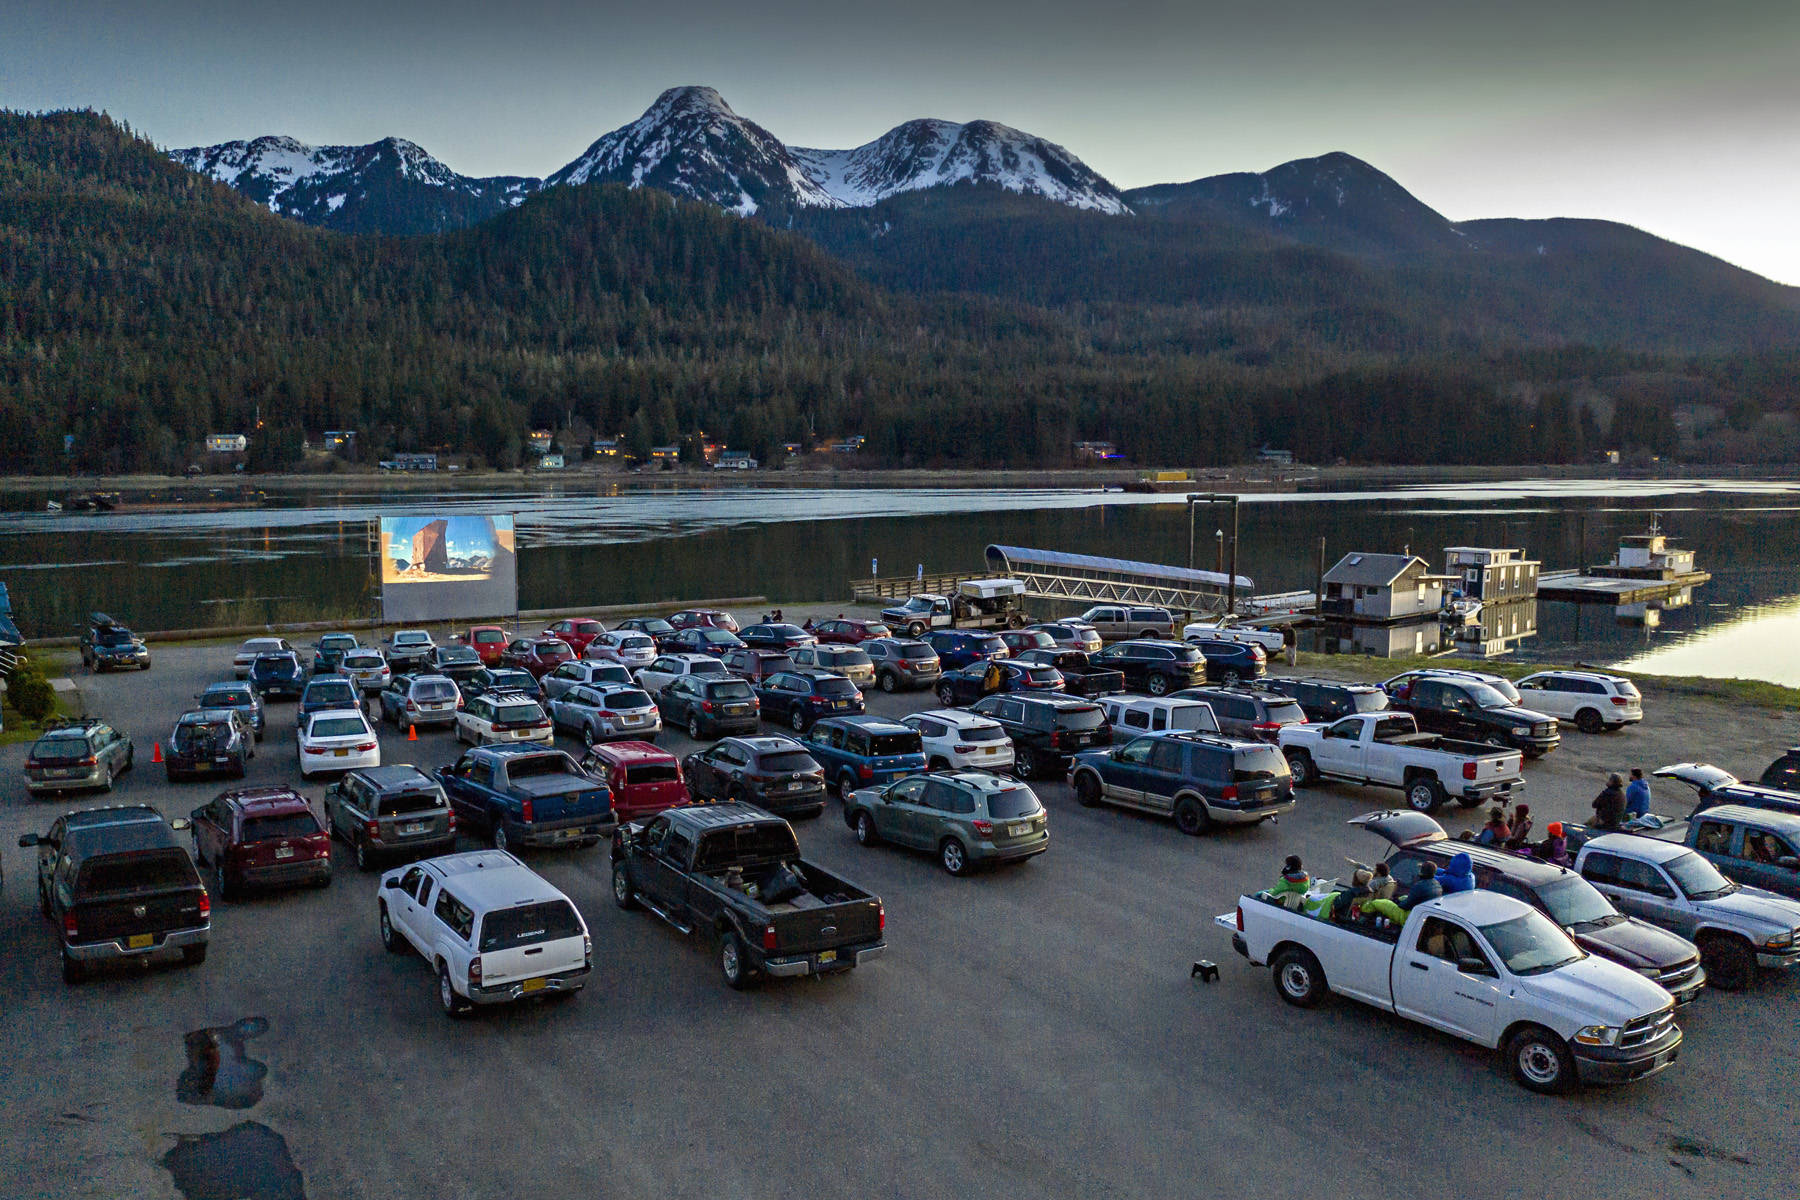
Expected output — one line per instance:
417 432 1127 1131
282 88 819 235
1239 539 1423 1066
101 764 115 793
1138 629 1159 640
379 904 405 953
1287 750 1318 788
1008 614 1025 629
1506 1025 1576 1094
855 812 879 846
62 952 85 985
1074 772 1101 807
1483 735 1510 750
940 838 970 876
355 838 372 872
1174 797 1209 837
1406 776 1446 813
790 708 807 732
212 860 232 902
612 863 638 910
688 714 703 739
906 622 925 638
719 931 750 990
1015 746 1040 779
1271 946 1327 1007
438 963 469 1016
181 944 207 967
1220 670 1241 687
491 821 510 853
938 685 956 706
1575 708 1605 734
1146 673 1171 697
879 672 898 694
582 723 597 747
928 756 950 771
1698 933 1756 991
838 772 857 798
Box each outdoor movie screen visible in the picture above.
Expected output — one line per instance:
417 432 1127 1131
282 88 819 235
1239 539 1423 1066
378 514 518 622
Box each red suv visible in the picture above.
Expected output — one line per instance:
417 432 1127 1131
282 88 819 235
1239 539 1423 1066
540 617 607 655
455 625 511 665
578 741 688 821
187 787 332 898
812 618 893 645
503 637 576 678
668 608 739 634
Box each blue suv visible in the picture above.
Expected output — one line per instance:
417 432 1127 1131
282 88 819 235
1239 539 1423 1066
1067 731 1295 835
922 630 1009 670
802 716 927 797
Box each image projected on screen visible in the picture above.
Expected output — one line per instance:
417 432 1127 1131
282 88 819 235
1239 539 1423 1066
379 514 517 622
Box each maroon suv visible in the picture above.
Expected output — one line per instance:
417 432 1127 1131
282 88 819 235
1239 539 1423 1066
503 637 576 679
812 618 893 645
188 787 332 898
540 617 606 655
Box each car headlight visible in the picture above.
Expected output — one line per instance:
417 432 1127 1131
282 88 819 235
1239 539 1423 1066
1765 931 1796 949
1572 1025 1620 1047
1636 967 1662 979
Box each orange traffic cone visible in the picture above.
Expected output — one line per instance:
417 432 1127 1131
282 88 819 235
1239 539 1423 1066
407 724 417 741
152 741 163 764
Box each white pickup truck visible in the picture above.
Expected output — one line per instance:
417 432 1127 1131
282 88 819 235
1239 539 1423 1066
1219 888 1681 1092
1278 712 1524 813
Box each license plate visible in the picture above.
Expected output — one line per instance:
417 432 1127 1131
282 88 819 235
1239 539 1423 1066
817 950 837 965
727 705 748 715
333 748 349 757
1009 822 1030 836
833 701 850 710
401 821 426 835
193 762 212 772
275 846 294 859
1071 734 1092 746
984 747 1002 755
127 933 154 949
521 977 547 993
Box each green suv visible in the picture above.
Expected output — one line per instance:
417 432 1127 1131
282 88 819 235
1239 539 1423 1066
843 769 1049 876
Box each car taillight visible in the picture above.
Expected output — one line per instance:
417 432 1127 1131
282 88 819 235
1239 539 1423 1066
1050 730 1066 748
25 758 40 770
1221 785 1238 802
62 912 78 938
1235 905 1244 932
597 710 616 720
1611 696 1629 706
701 700 715 713
77 755 98 767
468 956 483 988
365 819 381 841
1463 761 1478 780
762 923 778 952
446 811 457 831
521 799 534 823
972 819 994 836
878 902 885 931
858 764 874 780
1253 722 1280 733
356 742 376 752
405 701 418 711
199 890 211 919
953 744 974 753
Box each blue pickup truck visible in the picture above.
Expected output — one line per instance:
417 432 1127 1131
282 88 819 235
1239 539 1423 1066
434 746 613 853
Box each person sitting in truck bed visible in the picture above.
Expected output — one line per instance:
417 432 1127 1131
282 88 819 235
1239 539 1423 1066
1504 803 1534 849
1438 852 1476 895
1362 861 1443 927
1327 868 1376 922
1268 855 1311 909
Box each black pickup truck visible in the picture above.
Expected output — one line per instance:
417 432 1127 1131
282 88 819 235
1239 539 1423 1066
611 802 886 989
19 805 210 984
1012 649 1126 698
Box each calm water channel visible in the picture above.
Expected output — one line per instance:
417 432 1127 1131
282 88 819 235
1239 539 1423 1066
3 478 1798 685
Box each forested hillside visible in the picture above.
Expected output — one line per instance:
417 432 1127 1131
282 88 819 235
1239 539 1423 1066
2 111 1796 473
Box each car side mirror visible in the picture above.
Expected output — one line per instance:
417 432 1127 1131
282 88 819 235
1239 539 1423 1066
190 805 206 820
18 833 40 848
383 877 403 889
1456 957 1494 977
171 818 191 832
1779 857 1800 870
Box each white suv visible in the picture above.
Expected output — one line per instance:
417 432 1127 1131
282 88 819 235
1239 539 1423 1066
901 709 1016 771
585 631 658 670
1098 696 1221 737
636 652 729 696
377 850 591 1016
456 691 554 746
1514 671 1644 733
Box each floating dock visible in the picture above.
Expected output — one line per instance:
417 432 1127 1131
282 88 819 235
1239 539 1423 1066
1537 570 1711 604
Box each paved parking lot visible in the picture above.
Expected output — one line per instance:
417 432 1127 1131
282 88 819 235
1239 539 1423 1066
1 639 1795 1199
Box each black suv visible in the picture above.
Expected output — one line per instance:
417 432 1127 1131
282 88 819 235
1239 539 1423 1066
967 693 1111 779
1352 810 1707 1005
754 670 865 732
682 735 828 817
297 675 362 724
165 709 253 781
1263 677 1390 723
1761 748 1800 794
657 674 761 739
80 612 151 671
1089 640 1207 696
19 805 209 983
249 651 306 699
1187 638 1266 685
431 644 485 685
1173 686 1308 743
311 632 360 674
1387 675 1559 757
720 648 797 684
197 681 265 741
864 637 943 693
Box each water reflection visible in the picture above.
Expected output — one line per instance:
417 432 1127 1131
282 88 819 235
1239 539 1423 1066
1615 594 1800 687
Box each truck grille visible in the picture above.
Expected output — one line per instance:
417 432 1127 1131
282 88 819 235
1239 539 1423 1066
1620 1007 1676 1048
1658 958 1702 990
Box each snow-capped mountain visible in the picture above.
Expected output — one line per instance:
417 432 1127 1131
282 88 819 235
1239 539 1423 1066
169 135 538 235
792 118 1128 214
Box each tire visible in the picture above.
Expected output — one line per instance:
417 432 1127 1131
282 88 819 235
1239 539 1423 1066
1406 776 1446 813
837 772 857 799
1074 772 1102 807
1271 946 1327 1007
379 904 405 953
181 944 207 967
491 821 510 853
940 838 970 876
879 672 898 694
355 838 372 872
938 685 956 707
1221 670 1241 687
438 963 469 1017
1483 735 1510 750
1138 629 1158 640
1575 708 1605 735
1506 1025 1576 1094
213 860 232 902
612 863 638 910
928 756 950 771
906 622 925 638
1146 673 1171 697
1287 750 1318 788
855 812 879 846
101 764 115 793
688 714 703 740
62 952 85 985
1015 746 1040 780
719 931 750 990
1698 933 1756 991
790 708 807 733
583 723 597 748
1174 796 1209 837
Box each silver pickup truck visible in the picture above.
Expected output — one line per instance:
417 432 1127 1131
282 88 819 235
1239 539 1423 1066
1279 712 1524 813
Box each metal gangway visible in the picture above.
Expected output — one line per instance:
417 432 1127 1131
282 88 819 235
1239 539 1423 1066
978 544 1254 615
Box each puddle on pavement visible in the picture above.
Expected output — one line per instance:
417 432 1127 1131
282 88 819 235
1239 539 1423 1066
177 1017 270 1110
161 1121 305 1200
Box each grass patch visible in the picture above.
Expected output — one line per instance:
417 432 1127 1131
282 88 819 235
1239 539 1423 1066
1291 651 1800 713
2 649 82 745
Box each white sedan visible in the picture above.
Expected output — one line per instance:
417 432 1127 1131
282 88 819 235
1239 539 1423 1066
296 709 381 779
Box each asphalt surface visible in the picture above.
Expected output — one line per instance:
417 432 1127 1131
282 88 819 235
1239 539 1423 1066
2 637 1796 1200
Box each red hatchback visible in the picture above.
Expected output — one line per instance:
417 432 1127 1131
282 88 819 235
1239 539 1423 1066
811 617 893 645
540 617 607 655
188 787 332 899
503 637 576 678
668 608 740 634
578 741 689 821
456 625 511 666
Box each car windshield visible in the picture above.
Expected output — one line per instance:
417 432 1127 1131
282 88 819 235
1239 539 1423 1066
535 642 569 656
505 753 575 780
1465 683 1516 709
243 640 284 655
1264 700 1307 724
394 633 429 646
377 790 445 816
1616 680 1641 699
605 690 652 709
811 677 857 698
413 681 457 701
439 647 479 663
172 721 232 749
867 732 922 755
689 659 726 675
636 619 674 635
253 655 298 672
709 680 754 700
757 751 819 773
479 900 583 952
306 683 356 704
895 643 935 659
495 704 543 723
961 724 1008 742
1478 911 1585 975
623 763 681 785
95 628 133 645
986 787 1041 820
701 630 739 645
473 630 505 643
1168 645 1202 662
343 653 384 669
618 636 654 650
825 648 871 665
201 687 253 706
1058 706 1106 731
1232 746 1290 781
1665 851 1738 899
242 813 320 841
490 671 534 689
321 635 357 651
310 717 368 738
78 850 194 895
1534 875 1621 928
1351 690 1389 714
977 636 1007 654
32 731 92 762
1023 666 1060 683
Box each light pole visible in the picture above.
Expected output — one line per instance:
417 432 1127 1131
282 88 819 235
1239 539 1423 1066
1188 493 1241 614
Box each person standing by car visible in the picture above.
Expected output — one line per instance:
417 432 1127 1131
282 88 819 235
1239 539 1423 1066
1625 768 1652 820
1592 773 1628 829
